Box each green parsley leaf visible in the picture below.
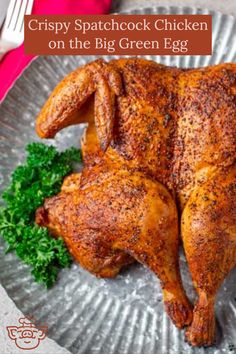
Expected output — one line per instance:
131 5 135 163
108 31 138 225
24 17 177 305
0 142 82 288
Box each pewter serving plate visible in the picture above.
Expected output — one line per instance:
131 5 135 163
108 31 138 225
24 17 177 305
0 6 236 354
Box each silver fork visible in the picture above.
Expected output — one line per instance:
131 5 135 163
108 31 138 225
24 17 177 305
0 0 34 61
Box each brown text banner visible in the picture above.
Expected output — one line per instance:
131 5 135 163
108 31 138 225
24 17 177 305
24 15 212 55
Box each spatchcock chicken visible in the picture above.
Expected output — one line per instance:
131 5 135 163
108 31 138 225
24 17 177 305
35 58 236 347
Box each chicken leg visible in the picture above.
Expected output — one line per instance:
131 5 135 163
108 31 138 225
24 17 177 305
36 167 192 328
181 165 236 346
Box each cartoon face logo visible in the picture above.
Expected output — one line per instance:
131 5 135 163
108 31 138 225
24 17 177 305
7 317 47 350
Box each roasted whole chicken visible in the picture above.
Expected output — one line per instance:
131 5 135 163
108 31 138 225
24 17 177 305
35 58 236 347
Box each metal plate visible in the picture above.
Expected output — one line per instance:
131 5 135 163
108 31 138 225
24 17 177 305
0 6 236 354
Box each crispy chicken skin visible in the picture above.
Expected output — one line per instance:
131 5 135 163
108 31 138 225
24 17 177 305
35 58 236 346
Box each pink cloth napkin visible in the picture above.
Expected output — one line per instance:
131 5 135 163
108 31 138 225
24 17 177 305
0 0 111 102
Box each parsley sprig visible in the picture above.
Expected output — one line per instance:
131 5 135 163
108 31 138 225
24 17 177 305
0 143 82 288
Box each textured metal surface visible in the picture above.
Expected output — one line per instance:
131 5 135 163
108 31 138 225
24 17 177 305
0 6 236 354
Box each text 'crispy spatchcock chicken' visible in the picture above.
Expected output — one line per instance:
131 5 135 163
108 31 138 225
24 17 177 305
35 58 236 347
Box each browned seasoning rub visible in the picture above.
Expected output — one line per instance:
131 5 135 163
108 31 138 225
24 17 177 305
35 58 236 347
